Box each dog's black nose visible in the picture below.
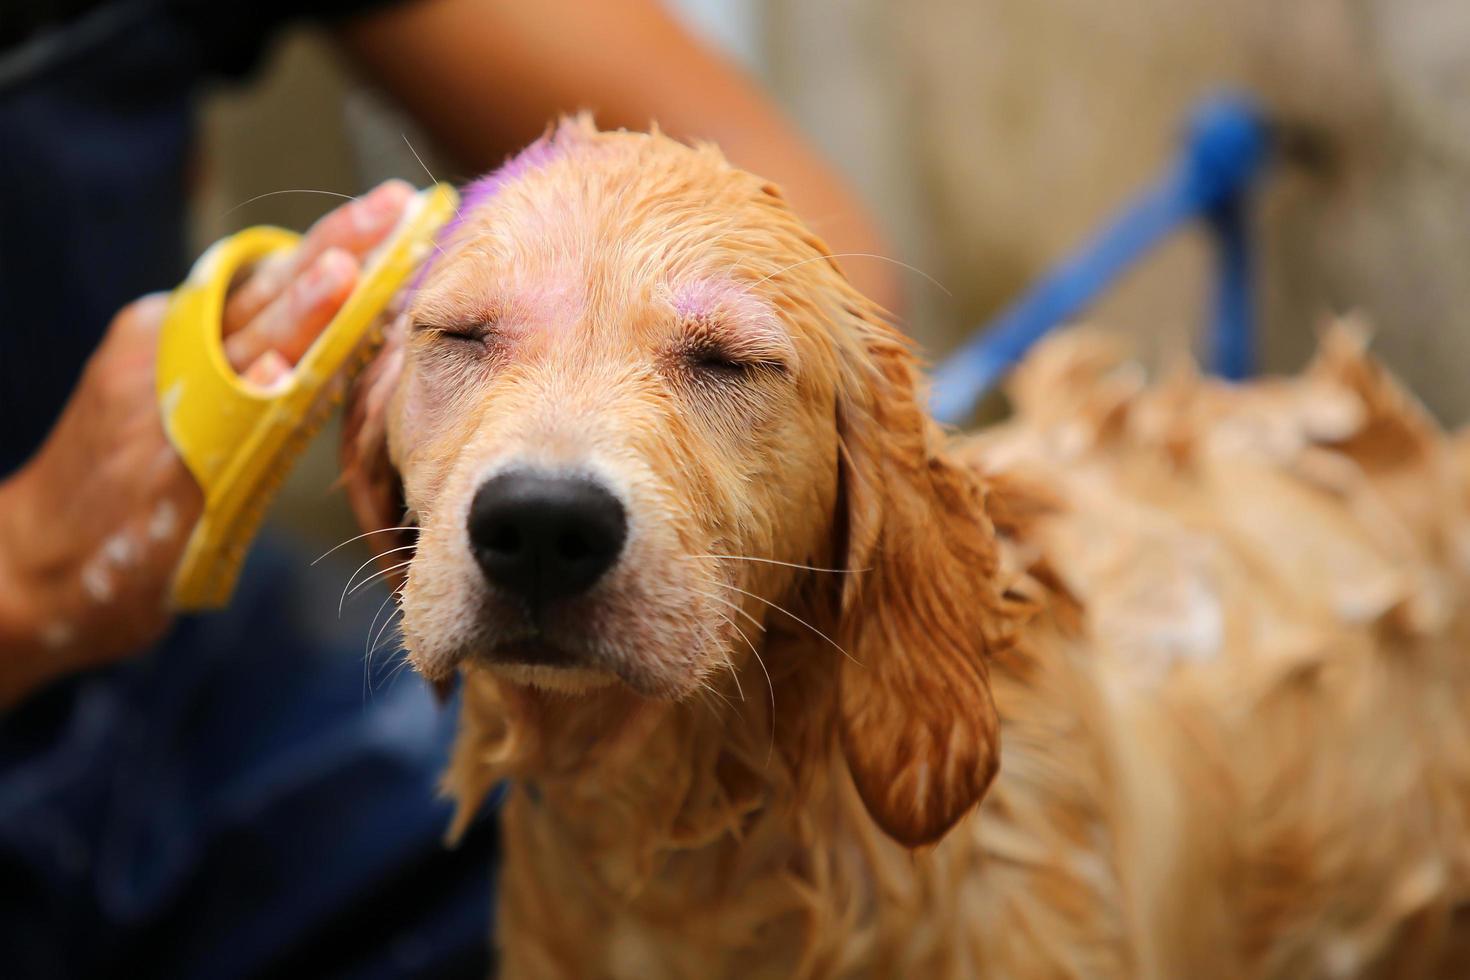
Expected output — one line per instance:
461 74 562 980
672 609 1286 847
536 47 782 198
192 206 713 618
467 471 627 603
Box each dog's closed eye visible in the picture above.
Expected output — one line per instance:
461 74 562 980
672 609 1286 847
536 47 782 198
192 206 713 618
674 300 795 382
681 334 790 378
668 278 797 385
417 319 494 344
413 315 502 361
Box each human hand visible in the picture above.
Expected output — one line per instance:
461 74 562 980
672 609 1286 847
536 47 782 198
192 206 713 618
0 179 416 706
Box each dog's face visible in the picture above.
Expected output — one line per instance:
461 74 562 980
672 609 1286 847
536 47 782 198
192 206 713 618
388 127 841 700
346 119 1011 846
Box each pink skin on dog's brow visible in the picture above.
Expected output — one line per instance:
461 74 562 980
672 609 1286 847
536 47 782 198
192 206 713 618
672 278 789 348
672 278 738 320
672 278 759 322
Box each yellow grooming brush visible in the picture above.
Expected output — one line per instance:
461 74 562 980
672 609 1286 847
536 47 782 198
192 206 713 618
158 183 459 610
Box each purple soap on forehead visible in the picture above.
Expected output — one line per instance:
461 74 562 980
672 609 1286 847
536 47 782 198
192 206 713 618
457 133 563 215
409 133 564 291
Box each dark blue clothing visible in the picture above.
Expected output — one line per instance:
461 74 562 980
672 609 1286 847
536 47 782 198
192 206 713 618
0 546 499 979
0 3 498 976
1 3 193 474
1 0 399 472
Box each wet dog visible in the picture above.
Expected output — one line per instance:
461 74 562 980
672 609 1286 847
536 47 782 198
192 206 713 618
344 117 1470 978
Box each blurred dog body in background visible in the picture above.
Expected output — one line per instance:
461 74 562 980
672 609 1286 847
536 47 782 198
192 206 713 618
344 120 1470 978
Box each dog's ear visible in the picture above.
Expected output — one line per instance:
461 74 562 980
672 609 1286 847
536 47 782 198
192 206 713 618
341 312 414 572
343 312 453 700
832 317 1009 848
342 312 407 536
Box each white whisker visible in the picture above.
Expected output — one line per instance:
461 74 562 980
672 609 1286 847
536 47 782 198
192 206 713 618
696 680 735 713
368 592 406 662
220 188 360 221
714 609 775 765
689 616 745 703
364 590 397 658
370 616 405 666
313 526 418 566
401 133 467 228
688 586 766 632
747 252 952 298
684 554 864 575
721 655 747 704
339 546 416 615
346 559 415 606
362 589 399 704
714 582 861 667
380 646 415 691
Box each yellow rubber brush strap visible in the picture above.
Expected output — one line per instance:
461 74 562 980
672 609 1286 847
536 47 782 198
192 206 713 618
158 183 459 609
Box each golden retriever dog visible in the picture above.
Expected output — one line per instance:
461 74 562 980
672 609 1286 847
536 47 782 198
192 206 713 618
342 116 1470 978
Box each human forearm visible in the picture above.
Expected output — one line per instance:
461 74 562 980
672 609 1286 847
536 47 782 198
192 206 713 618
338 0 902 311
0 470 62 707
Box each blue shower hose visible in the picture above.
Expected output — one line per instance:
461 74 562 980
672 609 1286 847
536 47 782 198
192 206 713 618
928 92 1272 425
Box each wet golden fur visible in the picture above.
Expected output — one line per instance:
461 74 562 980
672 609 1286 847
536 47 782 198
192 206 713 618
344 118 1470 977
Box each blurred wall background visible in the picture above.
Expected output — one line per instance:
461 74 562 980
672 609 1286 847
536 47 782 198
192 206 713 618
191 0 1470 545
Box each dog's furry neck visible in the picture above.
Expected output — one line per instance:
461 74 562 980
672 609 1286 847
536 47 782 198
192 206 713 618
444 614 938 977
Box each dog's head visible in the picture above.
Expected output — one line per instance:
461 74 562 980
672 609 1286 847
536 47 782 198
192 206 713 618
345 118 1011 846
